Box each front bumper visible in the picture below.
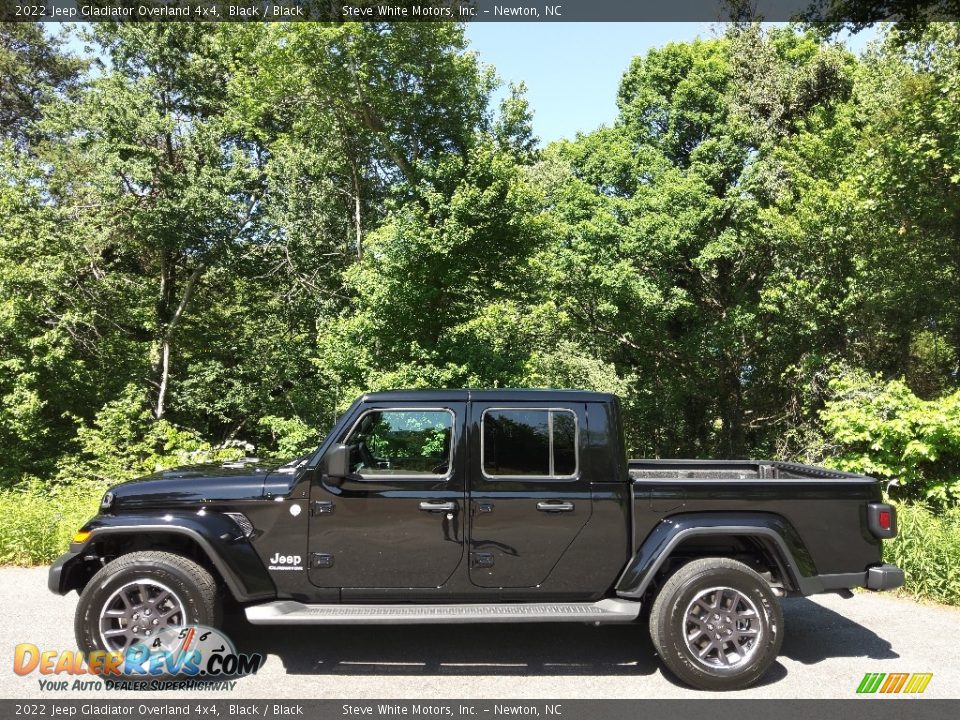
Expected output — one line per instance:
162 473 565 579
866 563 905 591
48 550 82 595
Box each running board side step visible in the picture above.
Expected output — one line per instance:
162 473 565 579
244 599 642 625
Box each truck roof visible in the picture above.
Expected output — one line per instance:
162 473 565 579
359 388 618 403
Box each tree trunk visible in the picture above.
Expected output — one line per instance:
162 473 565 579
717 361 746 457
351 160 363 260
153 264 204 420
358 103 417 183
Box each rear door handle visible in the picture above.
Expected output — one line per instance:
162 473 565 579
537 501 574 513
419 501 456 512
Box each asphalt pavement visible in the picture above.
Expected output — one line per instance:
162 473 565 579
2 567 957 699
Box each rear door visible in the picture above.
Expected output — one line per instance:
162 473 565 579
308 402 466 588
467 402 592 588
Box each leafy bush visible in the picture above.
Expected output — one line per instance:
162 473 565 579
58 385 243 485
0 478 102 565
885 502 960 605
257 415 320 458
820 371 960 504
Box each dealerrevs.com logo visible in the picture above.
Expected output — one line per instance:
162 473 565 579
14 625 264 692
856 672 934 694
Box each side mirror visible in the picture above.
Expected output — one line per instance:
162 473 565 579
325 443 350 478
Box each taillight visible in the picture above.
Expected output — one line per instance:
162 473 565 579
867 503 897 539
879 510 892 530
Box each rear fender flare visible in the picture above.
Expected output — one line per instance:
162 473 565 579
615 512 822 598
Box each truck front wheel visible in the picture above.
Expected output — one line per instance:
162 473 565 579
75 551 221 657
648 557 783 691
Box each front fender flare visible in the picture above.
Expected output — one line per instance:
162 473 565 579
615 512 822 598
58 512 275 602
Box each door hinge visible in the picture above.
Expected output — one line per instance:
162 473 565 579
311 500 335 515
310 553 334 569
470 552 494 569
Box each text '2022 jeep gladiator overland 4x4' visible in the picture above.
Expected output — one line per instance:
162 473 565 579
50 390 903 690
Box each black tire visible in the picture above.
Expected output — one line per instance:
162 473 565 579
648 557 783 691
75 551 221 657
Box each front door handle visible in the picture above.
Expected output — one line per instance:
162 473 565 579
537 501 574 513
419 501 456 512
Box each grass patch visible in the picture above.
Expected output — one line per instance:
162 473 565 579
885 502 960 606
0 480 103 566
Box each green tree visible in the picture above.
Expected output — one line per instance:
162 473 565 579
0 144 75 482
802 1 960 33
235 21 495 260
243 23 547 403
529 29 861 457
315 137 543 396
39 24 266 423
849 24 960 388
820 370 960 504
0 22 81 147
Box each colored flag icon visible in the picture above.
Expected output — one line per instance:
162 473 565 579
856 672 933 694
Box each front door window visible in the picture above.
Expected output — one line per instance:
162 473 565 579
345 409 453 478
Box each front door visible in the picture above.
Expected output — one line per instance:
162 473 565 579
468 402 592 588
308 402 466 588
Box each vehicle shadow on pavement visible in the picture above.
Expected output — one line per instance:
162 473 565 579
221 596 897 679
778 597 899 664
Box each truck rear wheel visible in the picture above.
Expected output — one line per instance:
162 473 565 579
75 551 221 657
648 557 783 691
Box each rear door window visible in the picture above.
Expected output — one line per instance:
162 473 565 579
482 408 578 479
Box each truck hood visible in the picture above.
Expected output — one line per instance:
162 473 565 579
107 458 292 510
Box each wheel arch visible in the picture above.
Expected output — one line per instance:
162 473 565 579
616 512 821 599
55 513 275 603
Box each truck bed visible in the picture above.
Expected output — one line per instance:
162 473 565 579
627 458 882 578
628 459 869 481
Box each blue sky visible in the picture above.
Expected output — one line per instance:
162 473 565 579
465 23 879 145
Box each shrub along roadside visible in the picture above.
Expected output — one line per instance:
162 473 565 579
884 502 960 606
1 484 958 607
0 480 102 566
820 372 960 505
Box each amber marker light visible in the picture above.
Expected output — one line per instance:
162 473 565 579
71 530 91 544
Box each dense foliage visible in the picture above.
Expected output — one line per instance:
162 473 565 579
820 372 960 503
884 501 960 605
2 22 960 515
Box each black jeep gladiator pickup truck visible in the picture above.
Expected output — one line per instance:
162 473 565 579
50 389 903 690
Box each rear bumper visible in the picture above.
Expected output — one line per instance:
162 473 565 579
866 563 905 591
48 550 82 595
818 563 904 593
